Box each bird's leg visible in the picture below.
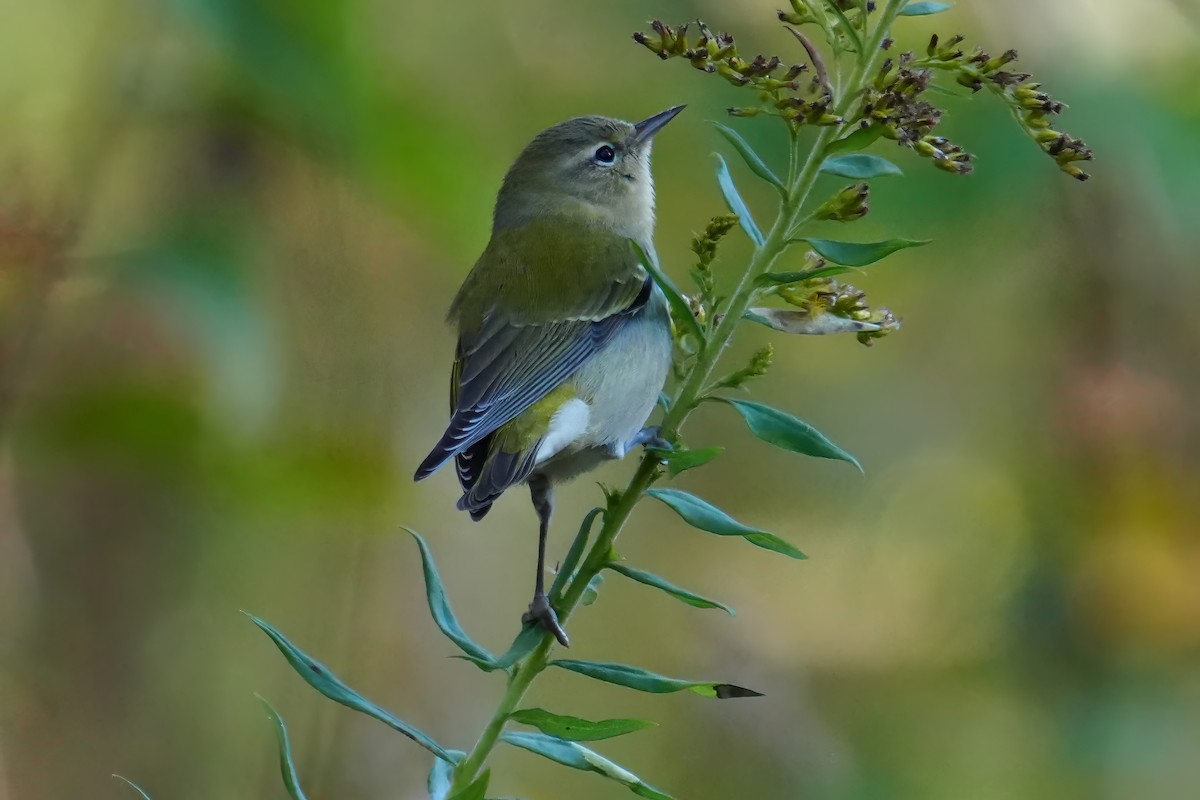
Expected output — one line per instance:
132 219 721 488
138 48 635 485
605 425 674 459
521 474 569 647
628 425 673 451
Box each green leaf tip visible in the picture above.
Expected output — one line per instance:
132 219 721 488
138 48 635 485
899 1 953 15
711 122 785 192
646 487 807 559
607 562 734 615
549 658 762 698
502 731 676 800
719 398 863 474
256 695 310 800
794 237 930 267
247 613 458 763
112 775 156 800
819 153 903 179
509 707 657 741
714 153 765 246
403 527 498 669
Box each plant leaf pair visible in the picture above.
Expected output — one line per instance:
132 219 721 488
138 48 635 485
720 398 863 472
550 658 761 699
258 696 310 800
819 153 903 179
509 708 656 741
405 528 498 668
247 614 458 763
647 488 807 559
502 732 674 800
715 154 766 246
795 237 929 267
606 562 734 615
900 1 953 15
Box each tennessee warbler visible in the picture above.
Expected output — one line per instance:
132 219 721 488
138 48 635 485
415 106 684 645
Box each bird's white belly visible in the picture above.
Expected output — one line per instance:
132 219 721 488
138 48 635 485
534 290 672 481
534 398 591 465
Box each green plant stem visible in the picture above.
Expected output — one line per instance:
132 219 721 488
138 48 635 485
449 639 553 792
449 3 905 790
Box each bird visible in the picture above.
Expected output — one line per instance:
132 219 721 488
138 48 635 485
414 106 684 646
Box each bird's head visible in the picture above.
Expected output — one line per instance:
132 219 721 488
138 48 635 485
493 106 685 238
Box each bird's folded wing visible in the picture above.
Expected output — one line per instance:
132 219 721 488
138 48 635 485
414 273 654 480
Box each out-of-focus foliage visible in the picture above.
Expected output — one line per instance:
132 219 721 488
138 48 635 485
1 1 1198 799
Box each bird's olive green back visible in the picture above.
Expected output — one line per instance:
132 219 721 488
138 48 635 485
449 216 649 332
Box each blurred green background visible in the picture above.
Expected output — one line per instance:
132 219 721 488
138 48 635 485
2 1 1198 798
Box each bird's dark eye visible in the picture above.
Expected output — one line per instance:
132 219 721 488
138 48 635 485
594 145 616 165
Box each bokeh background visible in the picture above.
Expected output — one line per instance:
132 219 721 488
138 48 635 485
2 1 1199 798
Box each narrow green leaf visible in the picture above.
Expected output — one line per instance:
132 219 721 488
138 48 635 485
754 265 851 287
714 154 765 246
428 752 467 800
649 446 724 477
501 732 676 800
404 528 497 668
549 659 762 698
448 769 491 800
645 488 758 537
606 562 734 615
720 398 863 474
711 123 785 192
646 488 807 559
494 625 545 670
824 125 885 154
819 153 903 179
112 776 155 800
510 708 657 741
794 237 929 267
630 239 703 340
256 696 310 800
550 507 603 602
899 1 953 15
247 614 458 763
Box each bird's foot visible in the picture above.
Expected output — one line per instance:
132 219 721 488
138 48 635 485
629 425 673 453
603 427 673 460
522 592 570 647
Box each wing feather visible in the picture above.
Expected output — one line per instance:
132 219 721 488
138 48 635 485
414 274 653 482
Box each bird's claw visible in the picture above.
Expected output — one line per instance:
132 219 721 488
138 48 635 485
630 425 673 453
523 592 570 647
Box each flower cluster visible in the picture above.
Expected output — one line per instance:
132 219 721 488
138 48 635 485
914 34 1093 180
859 50 975 174
633 20 841 127
689 214 738 318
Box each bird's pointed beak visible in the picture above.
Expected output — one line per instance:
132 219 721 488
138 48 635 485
632 105 686 145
